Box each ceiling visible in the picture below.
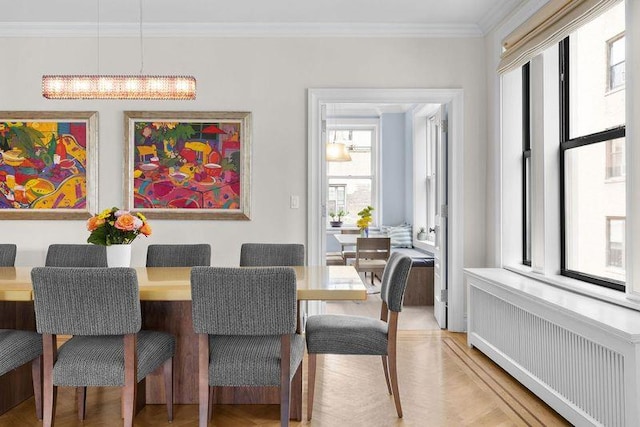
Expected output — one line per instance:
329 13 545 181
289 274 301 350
1 0 528 37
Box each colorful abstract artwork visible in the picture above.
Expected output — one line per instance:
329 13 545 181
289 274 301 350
0 111 97 219
124 111 251 219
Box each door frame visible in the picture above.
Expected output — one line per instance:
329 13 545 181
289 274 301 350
307 88 466 332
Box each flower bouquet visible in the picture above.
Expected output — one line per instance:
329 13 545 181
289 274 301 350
356 205 374 237
86 207 152 246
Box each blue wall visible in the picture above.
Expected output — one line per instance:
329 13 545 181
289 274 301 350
381 112 408 226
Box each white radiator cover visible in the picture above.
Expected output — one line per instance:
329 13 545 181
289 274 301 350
466 269 640 427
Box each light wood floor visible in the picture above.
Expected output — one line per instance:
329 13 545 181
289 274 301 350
0 331 569 427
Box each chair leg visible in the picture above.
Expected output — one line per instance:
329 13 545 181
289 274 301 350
198 334 210 427
388 313 402 418
280 334 291 427
381 356 392 395
31 355 43 420
123 334 137 427
307 353 317 421
208 387 214 421
77 387 86 420
163 358 173 422
42 334 58 427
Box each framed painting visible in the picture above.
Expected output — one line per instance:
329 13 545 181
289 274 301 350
124 111 251 219
0 111 98 219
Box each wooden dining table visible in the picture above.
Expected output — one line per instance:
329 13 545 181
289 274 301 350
0 265 367 420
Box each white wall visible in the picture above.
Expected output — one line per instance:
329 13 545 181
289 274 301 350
0 35 487 269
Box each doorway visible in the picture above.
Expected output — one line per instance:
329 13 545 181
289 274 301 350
307 88 465 332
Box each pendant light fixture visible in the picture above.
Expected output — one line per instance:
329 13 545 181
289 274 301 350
42 0 196 100
325 103 352 162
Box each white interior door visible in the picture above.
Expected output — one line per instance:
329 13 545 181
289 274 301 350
432 106 448 329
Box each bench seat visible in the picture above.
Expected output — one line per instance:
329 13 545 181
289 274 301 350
390 247 434 306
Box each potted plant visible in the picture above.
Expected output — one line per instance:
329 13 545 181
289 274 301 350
86 207 152 267
417 227 427 240
329 209 347 227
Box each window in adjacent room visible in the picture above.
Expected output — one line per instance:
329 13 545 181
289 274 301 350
560 1 626 290
425 115 437 244
327 184 346 214
326 120 379 226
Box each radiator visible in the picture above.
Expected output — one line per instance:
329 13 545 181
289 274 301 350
466 269 640 427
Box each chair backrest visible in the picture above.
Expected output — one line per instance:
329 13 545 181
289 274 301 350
45 244 107 267
0 244 17 266
31 267 141 336
355 237 390 261
146 244 211 267
191 266 297 336
380 253 413 312
239 243 304 266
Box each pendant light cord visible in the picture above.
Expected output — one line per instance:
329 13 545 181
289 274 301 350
97 0 100 74
139 0 144 74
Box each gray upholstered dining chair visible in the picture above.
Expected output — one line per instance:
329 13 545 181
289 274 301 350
45 244 107 267
305 253 412 419
31 267 175 427
1 243 43 420
0 243 17 266
239 243 304 266
0 329 43 419
191 266 304 427
146 243 211 267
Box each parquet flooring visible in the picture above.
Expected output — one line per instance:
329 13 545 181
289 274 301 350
0 331 569 427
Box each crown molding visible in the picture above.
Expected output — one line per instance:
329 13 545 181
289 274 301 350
0 22 484 38
477 0 527 34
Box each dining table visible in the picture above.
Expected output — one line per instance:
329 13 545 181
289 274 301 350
0 265 367 420
333 233 360 248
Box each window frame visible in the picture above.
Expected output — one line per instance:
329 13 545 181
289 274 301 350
607 33 625 92
522 62 532 266
326 118 380 227
606 216 625 270
559 36 626 291
605 139 625 180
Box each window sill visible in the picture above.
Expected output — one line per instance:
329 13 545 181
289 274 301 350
413 240 435 252
504 264 640 312
604 176 625 184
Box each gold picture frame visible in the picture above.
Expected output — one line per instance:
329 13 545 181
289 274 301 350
0 111 98 219
124 111 251 220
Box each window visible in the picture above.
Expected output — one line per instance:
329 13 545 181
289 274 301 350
522 63 531 266
608 34 625 91
559 2 626 291
425 115 437 243
606 217 625 270
605 139 625 179
327 184 346 214
326 121 378 226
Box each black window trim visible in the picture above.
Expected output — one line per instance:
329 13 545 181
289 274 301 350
522 62 531 267
559 36 626 292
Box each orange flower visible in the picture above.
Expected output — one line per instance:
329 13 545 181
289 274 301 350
139 222 152 236
114 214 137 231
86 216 105 231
